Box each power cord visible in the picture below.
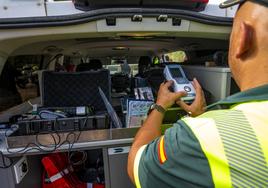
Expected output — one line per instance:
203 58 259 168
0 116 90 169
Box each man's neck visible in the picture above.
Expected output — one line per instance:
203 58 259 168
238 58 268 91
240 80 268 91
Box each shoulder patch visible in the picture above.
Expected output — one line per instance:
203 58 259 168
158 136 167 164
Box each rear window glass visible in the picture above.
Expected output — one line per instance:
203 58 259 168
164 51 187 63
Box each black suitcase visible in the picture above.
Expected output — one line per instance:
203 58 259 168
41 70 111 112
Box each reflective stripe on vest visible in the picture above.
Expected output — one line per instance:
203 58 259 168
182 101 268 188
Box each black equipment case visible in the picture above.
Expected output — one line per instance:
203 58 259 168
41 70 111 112
16 115 108 135
11 70 112 135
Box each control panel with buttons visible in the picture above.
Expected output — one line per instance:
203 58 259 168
163 64 196 101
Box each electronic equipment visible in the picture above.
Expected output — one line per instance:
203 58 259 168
163 64 196 101
38 106 94 117
14 115 108 135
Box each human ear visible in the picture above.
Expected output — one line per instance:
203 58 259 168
235 22 253 59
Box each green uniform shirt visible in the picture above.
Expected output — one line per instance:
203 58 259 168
134 84 268 188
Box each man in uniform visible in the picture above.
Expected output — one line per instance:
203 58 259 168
128 0 268 187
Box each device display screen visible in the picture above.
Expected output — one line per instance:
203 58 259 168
170 68 183 78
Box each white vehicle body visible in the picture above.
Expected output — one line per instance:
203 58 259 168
0 0 238 18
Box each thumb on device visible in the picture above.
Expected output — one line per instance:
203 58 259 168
176 78 206 117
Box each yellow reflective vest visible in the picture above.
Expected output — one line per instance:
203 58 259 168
183 101 268 187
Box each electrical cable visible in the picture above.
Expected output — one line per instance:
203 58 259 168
6 125 60 155
69 151 87 166
35 119 61 148
1 115 91 169
74 115 89 144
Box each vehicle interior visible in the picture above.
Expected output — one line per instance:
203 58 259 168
0 16 231 110
0 8 239 187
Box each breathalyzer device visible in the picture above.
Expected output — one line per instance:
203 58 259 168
163 64 196 101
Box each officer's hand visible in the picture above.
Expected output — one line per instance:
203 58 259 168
156 80 187 110
176 78 206 117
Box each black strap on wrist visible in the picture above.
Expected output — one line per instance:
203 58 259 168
148 103 166 115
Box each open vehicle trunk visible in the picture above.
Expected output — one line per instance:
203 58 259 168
0 0 234 116
0 1 238 188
